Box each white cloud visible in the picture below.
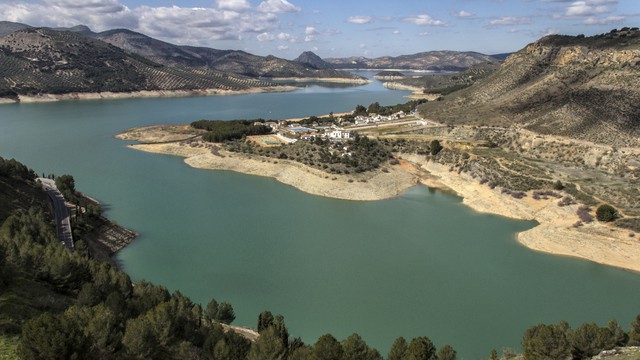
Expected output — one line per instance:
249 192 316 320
565 0 615 16
418 32 431 36
583 15 625 24
488 16 533 27
277 32 298 42
257 32 275 41
404 14 446 26
305 26 317 35
347 16 372 24
311 46 318 51
215 0 250 12
392 30 401 35
277 44 289 50
0 0 284 45
453 10 474 18
257 0 300 13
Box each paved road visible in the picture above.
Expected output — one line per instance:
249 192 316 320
38 178 74 249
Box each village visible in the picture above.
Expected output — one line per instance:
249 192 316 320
252 108 427 147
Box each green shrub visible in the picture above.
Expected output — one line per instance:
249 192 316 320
596 204 618 222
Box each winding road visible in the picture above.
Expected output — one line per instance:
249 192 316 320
38 178 74 249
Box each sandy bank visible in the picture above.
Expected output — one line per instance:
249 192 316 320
0 86 297 104
270 77 371 84
381 82 440 100
404 156 640 273
128 141 417 201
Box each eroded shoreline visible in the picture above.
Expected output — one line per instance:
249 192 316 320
117 127 640 273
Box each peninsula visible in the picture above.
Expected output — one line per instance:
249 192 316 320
118 97 640 273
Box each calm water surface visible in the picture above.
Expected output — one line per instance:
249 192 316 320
1 77 639 359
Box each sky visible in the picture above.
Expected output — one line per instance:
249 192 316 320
0 0 638 58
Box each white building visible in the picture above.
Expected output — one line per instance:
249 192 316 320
327 129 352 139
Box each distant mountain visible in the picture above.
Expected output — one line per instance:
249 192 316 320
0 21 31 37
325 51 500 71
418 28 640 147
0 28 274 99
293 51 333 70
93 29 361 79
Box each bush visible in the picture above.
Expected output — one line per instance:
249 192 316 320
596 204 618 222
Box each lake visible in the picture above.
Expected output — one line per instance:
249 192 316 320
1 75 639 359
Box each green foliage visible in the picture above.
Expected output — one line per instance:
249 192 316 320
204 298 235 324
522 323 571 360
489 349 499 360
596 204 618 222
0 335 20 360
341 333 382 360
553 180 565 191
55 175 76 197
314 334 343 360
18 312 88 360
405 336 437 360
429 140 443 156
571 323 617 359
248 327 287 360
192 119 272 142
0 157 35 182
629 314 640 346
437 345 457 360
388 337 408 360
354 105 367 116
258 310 275 332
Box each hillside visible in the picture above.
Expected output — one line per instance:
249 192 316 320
418 28 640 147
386 62 500 94
93 29 360 79
325 50 500 70
293 51 333 69
0 28 275 99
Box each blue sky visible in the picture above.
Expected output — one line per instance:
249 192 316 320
0 0 637 58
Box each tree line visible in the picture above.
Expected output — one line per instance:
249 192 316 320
192 119 272 142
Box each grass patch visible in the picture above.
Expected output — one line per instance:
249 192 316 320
0 274 74 334
0 335 19 360
615 218 640 233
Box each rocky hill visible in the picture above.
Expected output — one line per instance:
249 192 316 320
325 51 500 71
293 51 333 69
0 21 31 37
0 28 275 99
418 28 640 147
93 29 360 79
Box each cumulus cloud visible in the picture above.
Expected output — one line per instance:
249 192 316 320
257 32 275 41
404 14 446 26
257 0 300 13
347 16 373 24
583 15 625 24
0 0 288 46
452 10 474 18
565 0 617 16
487 16 533 27
277 32 298 42
277 44 289 50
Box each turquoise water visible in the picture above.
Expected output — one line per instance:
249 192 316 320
1 78 639 359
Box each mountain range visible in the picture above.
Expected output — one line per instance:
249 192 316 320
325 51 502 71
417 28 640 147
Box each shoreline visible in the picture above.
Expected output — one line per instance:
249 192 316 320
116 129 640 273
268 77 371 84
0 86 298 104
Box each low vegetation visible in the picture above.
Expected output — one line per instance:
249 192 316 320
192 119 272 142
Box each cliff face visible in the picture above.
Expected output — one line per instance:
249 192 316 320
0 28 273 98
419 28 640 147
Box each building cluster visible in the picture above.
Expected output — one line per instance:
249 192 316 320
354 111 408 125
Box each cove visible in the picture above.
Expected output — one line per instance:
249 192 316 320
1 78 639 359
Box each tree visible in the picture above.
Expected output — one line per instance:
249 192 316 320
629 314 640 346
405 337 436 360
354 105 367 116
387 337 408 360
522 323 571 360
341 333 381 360
19 312 88 360
217 302 236 324
313 334 343 360
258 311 275 332
437 345 456 360
596 204 618 222
429 140 443 156
607 320 628 347
571 323 616 359
55 174 76 199
489 349 498 360
248 327 287 360
204 298 219 323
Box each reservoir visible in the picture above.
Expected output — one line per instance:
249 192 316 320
1 77 639 358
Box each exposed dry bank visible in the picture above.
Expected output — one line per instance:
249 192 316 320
118 126 640 272
1 86 297 104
